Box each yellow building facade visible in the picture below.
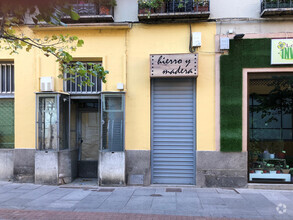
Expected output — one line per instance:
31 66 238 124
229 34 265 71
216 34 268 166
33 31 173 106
0 20 216 185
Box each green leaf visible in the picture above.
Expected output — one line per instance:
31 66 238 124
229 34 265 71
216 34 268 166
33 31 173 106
77 39 84 47
70 10 80 21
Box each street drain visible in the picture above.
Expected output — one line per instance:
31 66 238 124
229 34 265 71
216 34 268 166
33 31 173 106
166 188 182 192
150 194 162 197
98 188 115 192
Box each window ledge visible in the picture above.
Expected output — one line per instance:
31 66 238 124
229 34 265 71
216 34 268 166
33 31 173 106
138 11 210 22
61 15 114 23
261 8 293 17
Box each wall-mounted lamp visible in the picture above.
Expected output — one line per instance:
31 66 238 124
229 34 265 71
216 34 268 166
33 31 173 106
234 34 245 40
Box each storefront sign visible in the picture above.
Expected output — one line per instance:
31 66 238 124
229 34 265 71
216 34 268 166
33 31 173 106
271 39 293 64
150 53 198 78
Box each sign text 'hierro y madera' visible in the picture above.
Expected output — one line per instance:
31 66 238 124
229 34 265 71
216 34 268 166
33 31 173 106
150 53 198 78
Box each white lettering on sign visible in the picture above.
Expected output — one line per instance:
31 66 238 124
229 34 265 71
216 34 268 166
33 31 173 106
150 53 198 78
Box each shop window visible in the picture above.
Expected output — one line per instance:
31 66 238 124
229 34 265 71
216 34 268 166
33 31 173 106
36 93 70 151
0 63 14 149
248 75 293 183
0 99 14 148
101 93 125 152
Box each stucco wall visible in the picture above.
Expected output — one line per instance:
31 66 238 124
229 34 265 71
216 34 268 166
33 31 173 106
115 0 138 22
126 23 216 151
211 0 260 19
1 22 216 153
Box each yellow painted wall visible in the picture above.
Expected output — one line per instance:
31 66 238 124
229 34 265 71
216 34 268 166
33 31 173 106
126 23 216 151
3 23 215 151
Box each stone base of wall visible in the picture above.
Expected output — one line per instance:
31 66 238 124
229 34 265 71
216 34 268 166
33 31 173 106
99 151 125 186
126 150 151 186
0 149 14 181
35 151 59 185
35 150 78 185
196 151 247 188
13 149 35 183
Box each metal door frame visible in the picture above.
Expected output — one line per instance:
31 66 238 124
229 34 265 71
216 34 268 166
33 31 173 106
150 78 197 185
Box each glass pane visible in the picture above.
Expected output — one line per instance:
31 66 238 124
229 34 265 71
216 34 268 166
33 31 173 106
11 65 14 92
282 129 292 140
0 99 14 148
59 95 69 150
38 96 58 150
70 101 77 149
81 112 99 160
102 94 124 151
248 75 293 183
103 96 122 112
1 65 5 92
6 65 10 92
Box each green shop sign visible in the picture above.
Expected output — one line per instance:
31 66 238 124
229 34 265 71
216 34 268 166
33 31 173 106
271 39 293 64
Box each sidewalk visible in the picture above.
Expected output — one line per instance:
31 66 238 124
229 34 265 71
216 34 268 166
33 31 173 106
0 181 292 220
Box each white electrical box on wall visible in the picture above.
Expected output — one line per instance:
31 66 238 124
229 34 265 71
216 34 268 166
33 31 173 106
40 77 54 92
220 37 230 50
192 32 201 47
117 83 124 90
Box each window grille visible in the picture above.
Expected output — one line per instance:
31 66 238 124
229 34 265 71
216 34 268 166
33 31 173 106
0 63 14 94
0 99 14 148
63 62 101 94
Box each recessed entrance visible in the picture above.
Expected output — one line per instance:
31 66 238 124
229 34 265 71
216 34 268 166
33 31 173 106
71 99 100 178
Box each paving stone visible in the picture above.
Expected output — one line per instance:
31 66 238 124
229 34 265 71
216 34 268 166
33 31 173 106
151 197 176 211
0 192 25 203
49 200 79 209
0 198 33 208
124 196 153 210
216 188 237 194
133 188 156 196
60 190 92 201
17 184 42 190
196 188 218 193
200 197 225 205
19 186 57 199
111 188 135 196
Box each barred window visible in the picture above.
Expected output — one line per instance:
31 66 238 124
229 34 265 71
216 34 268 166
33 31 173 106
0 63 14 94
63 62 101 94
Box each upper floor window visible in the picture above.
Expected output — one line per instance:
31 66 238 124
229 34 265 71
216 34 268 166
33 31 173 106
0 63 14 95
138 0 210 22
62 0 115 23
63 62 102 94
261 0 293 17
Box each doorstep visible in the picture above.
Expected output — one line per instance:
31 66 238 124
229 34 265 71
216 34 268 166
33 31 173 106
247 183 293 190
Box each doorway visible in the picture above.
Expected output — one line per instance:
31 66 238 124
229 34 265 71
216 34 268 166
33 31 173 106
72 99 100 178
151 78 196 185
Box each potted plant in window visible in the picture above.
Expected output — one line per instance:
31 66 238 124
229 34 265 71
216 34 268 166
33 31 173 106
138 0 165 14
195 0 209 12
99 0 117 15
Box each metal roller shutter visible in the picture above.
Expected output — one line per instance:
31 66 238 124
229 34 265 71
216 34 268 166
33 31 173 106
151 78 196 185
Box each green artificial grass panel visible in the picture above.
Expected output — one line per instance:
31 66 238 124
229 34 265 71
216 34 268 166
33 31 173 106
220 39 271 152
